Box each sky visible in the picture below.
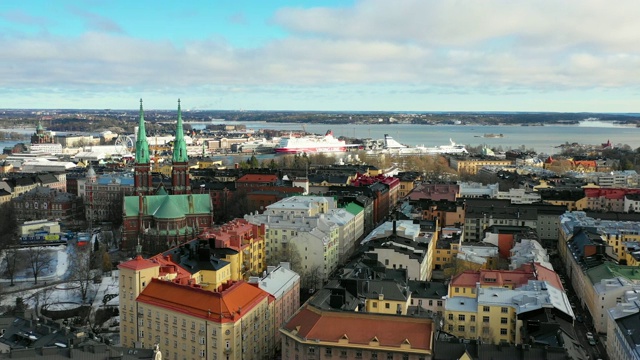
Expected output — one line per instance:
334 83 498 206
0 0 639 112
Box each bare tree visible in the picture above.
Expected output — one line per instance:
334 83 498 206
3 247 21 286
301 265 323 290
0 202 18 248
268 242 302 275
71 250 94 303
0 202 19 286
25 247 52 285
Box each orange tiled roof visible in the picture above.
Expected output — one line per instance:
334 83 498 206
283 306 432 350
118 255 158 271
451 269 535 288
137 279 270 323
520 262 564 291
452 266 563 291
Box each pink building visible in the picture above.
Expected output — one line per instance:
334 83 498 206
408 183 459 202
249 262 301 350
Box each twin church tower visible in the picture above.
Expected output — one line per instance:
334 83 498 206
133 99 190 195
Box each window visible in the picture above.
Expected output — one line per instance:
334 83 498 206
470 315 475 322
385 303 390 309
356 350 363 358
470 326 475 333
325 348 332 356
387 353 394 360
372 302 378 308
483 316 489 323
501 307 508 314
483 306 490 312
458 325 465 332
341 350 347 357
448 314 454 321
458 314 465 321
500 328 508 335
501 317 508 324
309 347 316 354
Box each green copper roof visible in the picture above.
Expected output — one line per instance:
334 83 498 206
344 202 364 216
155 185 168 196
135 99 151 164
36 120 44 131
172 99 189 163
586 261 640 284
124 193 212 219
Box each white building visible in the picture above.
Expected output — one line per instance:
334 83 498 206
607 290 640 360
458 182 499 198
457 244 499 268
29 143 63 154
291 227 339 287
326 208 357 262
20 158 77 173
244 196 344 286
592 277 640 334
509 240 552 270
496 188 541 204
361 220 423 244
366 237 429 281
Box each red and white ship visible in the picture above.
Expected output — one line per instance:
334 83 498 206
275 130 348 154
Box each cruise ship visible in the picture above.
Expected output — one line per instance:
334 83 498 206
374 134 468 155
274 130 348 154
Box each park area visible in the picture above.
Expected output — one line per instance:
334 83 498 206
0 244 121 344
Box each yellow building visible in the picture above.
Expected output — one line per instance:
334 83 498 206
449 158 514 175
433 236 460 272
363 281 412 315
282 304 434 360
444 265 570 345
118 255 276 360
445 284 568 345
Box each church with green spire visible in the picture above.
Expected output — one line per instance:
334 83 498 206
31 120 54 144
123 99 212 254
171 99 191 195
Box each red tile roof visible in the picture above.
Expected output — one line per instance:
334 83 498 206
520 262 564 291
237 174 278 183
137 279 270 323
451 269 535 288
283 306 432 350
118 255 158 271
451 265 564 291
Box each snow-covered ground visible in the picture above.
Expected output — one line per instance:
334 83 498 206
0 245 120 320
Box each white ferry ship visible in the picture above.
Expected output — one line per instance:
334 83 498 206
275 130 349 154
377 134 468 155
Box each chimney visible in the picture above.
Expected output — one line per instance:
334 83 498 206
393 220 397 236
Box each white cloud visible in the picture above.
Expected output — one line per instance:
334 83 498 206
0 0 639 110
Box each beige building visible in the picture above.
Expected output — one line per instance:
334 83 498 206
449 158 514 175
118 255 277 360
281 304 433 360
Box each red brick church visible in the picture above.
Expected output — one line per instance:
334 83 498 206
122 100 213 254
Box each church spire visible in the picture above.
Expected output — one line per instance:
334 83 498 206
135 98 150 164
172 99 188 163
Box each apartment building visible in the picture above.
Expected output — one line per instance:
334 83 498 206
444 280 573 345
281 304 433 360
118 254 278 360
248 262 300 350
